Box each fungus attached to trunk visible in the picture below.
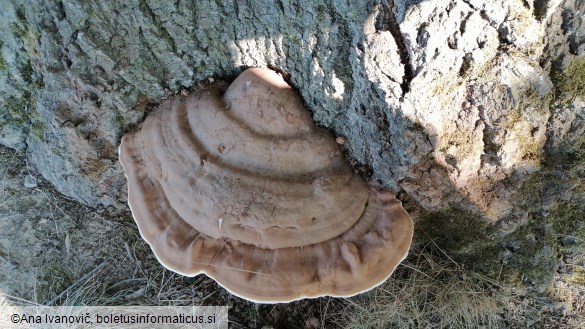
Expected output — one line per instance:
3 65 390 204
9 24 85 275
119 67 413 303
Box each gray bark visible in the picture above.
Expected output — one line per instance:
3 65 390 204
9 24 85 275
0 0 583 222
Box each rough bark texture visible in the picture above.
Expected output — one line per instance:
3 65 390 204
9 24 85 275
0 0 581 217
1 0 584 298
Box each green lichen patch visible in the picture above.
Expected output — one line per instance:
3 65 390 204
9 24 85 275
21 59 33 83
505 108 522 130
4 95 28 125
0 54 7 71
439 129 477 159
8 5 41 84
519 138 542 161
0 39 5 70
554 56 585 101
35 74 45 88
114 109 125 128
431 71 464 108
3 91 44 141
29 121 45 142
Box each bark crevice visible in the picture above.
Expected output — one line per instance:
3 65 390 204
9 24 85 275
375 0 413 97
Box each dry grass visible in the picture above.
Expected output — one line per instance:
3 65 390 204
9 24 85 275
1 257 215 307
336 247 509 329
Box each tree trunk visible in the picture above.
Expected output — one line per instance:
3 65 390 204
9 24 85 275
1 0 584 234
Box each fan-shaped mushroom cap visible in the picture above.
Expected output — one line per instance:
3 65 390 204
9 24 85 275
119 67 413 303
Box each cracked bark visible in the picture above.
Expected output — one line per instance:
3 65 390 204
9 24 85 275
0 0 582 225
376 0 413 96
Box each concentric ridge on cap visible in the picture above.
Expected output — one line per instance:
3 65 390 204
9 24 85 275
119 67 414 303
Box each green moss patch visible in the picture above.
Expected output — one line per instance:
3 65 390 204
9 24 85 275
0 54 7 71
21 59 33 83
500 160 585 290
415 206 490 251
414 206 500 276
4 95 28 125
38 261 79 303
554 56 585 101
500 200 585 289
3 91 45 141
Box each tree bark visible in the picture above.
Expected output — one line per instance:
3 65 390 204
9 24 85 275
0 0 583 224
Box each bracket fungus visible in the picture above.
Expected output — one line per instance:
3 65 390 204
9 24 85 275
119 67 414 303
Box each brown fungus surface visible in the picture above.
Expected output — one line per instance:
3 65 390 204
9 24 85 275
119 68 414 303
